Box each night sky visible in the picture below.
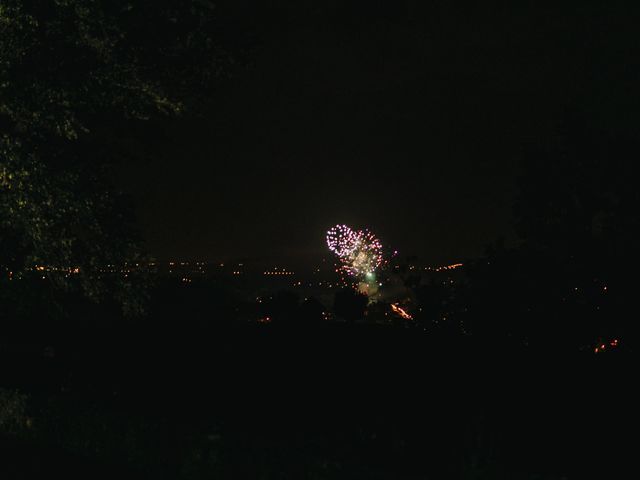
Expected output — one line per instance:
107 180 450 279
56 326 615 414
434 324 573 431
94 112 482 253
118 2 638 265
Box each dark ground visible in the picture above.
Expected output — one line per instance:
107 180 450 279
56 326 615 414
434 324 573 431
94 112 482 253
1 323 636 479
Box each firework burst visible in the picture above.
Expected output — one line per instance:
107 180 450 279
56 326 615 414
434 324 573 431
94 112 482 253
326 224 386 290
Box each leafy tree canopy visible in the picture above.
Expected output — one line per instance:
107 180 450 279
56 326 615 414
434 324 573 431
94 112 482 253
1 0 227 315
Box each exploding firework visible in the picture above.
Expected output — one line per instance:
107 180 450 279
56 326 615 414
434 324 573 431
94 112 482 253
326 225 386 290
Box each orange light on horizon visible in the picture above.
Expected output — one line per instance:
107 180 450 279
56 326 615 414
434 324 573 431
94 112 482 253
391 303 413 320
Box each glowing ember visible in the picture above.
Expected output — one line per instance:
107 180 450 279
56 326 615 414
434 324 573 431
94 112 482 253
594 338 620 354
391 303 413 320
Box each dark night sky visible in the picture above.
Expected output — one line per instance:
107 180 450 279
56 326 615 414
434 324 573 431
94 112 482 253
118 2 639 265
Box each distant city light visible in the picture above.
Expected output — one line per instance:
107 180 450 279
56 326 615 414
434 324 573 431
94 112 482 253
424 263 463 272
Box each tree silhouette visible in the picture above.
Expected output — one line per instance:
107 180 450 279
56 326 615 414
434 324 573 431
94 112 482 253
260 291 300 326
467 114 640 348
333 289 368 323
0 1 227 314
